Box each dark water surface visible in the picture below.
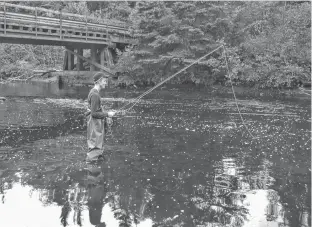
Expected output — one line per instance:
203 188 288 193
0 82 310 227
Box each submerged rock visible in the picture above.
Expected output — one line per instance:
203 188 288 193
0 97 6 101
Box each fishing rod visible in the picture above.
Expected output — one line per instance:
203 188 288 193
116 45 223 114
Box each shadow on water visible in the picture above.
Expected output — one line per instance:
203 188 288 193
0 82 311 227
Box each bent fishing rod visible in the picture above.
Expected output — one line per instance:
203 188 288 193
116 45 223 114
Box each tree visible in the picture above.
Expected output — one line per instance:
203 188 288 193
232 1 311 87
115 1 311 88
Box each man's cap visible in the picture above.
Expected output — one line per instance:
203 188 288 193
93 72 109 82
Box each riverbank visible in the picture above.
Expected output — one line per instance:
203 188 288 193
0 70 308 101
29 71 94 86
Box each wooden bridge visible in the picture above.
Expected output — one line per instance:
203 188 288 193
0 3 136 74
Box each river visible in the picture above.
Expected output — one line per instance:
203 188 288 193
0 81 310 227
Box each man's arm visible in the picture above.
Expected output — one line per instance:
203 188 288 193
90 94 108 119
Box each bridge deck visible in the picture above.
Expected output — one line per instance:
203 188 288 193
0 3 135 47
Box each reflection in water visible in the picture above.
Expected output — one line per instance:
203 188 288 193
0 148 310 226
86 164 106 226
189 156 311 227
0 163 154 227
190 158 248 227
57 162 154 227
0 83 310 227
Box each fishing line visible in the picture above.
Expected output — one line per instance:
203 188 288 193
114 44 259 139
222 45 257 140
116 45 223 113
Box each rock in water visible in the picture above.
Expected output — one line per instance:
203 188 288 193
0 97 6 101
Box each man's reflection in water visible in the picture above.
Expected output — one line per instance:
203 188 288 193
58 162 109 227
86 163 108 227
60 201 73 227
58 159 154 227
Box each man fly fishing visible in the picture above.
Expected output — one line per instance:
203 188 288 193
85 72 116 162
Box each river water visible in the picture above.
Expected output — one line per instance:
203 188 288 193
0 81 310 227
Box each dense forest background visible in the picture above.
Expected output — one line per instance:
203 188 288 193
0 1 310 88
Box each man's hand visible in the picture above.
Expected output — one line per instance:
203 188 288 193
107 111 116 117
84 109 91 117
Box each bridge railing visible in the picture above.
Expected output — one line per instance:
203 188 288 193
0 2 135 44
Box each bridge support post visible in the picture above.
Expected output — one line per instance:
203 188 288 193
76 48 83 71
106 48 114 65
100 47 114 68
67 46 74 70
65 48 114 76
99 47 115 70
100 47 106 68
63 50 68 70
90 45 97 71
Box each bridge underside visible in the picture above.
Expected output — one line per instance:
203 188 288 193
0 35 122 49
0 35 120 73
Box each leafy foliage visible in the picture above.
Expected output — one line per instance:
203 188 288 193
0 44 64 79
114 1 311 88
232 1 311 87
